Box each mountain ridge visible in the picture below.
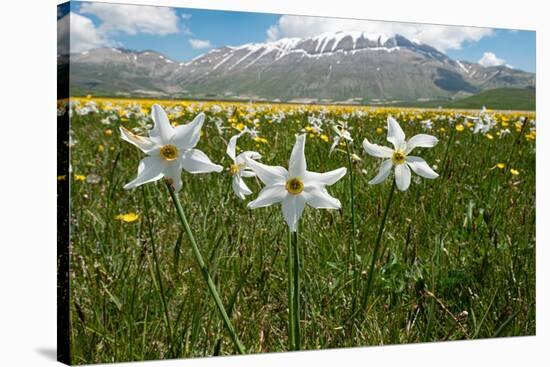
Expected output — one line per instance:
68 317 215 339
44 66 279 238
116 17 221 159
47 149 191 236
66 31 535 103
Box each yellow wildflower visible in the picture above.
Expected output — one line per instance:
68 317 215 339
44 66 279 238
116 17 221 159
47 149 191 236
376 127 384 134
485 133 494 140
98 144 105 153
104 129 113 137
525 132 536 141
253 137 268 144
496 163 505 169
510 169 520 176
74 174 86 182
320 134 329 142
455 124 465 132
115 213 139 223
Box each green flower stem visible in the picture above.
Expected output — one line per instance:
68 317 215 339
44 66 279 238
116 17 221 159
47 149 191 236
142 187 173 352
292 232 302 350
505 117 529 170
287 230 296 350
440 122 457 178
287 230 301 350
345 140 358 305
361 179 396 310
166 182 246 355
489 117 529 231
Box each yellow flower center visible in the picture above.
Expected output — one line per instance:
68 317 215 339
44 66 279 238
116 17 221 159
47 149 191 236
230 163 245 176
285 177 304 195
160 144 178 161
392 150 406 165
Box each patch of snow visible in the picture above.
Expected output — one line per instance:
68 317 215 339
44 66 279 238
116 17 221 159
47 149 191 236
377 34 391 45
312 31 366 53
213 52 236 70
228 46 264 70
456 60 469 73
245 47 277 68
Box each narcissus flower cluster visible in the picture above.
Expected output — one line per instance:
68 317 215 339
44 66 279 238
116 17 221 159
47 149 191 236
120 105 439 230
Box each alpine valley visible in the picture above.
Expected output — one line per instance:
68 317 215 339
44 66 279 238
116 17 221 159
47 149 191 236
66 31 535 104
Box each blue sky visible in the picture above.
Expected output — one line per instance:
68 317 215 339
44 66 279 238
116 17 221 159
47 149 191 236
62 2 535 72
446 29 535 72
116 9 279 59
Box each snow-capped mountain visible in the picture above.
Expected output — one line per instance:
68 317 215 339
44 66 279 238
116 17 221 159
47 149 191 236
66 32 535 102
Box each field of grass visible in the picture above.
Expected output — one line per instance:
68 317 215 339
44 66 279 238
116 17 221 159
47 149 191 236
61 97 536 364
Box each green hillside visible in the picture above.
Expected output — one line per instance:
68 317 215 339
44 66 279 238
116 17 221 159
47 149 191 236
446 87 535 110
386 87 536 111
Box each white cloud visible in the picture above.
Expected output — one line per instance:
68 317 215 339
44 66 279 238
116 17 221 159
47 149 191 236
478 51 506 67
180 13 193 36
57 12 110 54
60 3 181 54
79 3 179 36
189 39 212 49
266 15 494 52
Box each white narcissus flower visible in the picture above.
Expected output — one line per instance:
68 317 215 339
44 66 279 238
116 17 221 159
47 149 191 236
121 104 222 192
467 106 496 134
362 116 439 191
246 134 346 232
329 124 353 154
226 131 261 200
